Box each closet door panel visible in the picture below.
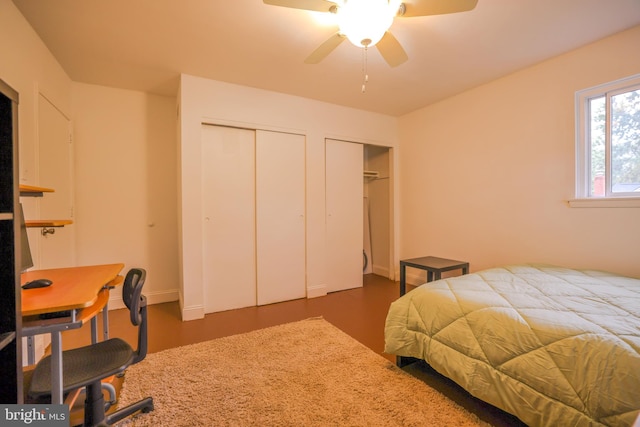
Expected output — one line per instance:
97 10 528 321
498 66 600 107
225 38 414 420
256 130 306 305
202 125 256 313
325 139 363 292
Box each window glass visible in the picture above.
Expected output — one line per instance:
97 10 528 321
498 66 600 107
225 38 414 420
576 74 640 200
610 89 640 194
589 96 605 197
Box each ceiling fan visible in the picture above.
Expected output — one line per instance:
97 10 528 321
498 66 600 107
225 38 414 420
264 0 478 67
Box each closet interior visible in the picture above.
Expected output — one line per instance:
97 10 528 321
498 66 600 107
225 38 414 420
363 144 392 281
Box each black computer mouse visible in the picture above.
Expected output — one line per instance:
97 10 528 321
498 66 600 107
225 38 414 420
22 278 53 289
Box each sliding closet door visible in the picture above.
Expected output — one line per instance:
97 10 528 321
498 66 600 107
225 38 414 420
202 125 256 313
256 130 306 305
325 139 363 292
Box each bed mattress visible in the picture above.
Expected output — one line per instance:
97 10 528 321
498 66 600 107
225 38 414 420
384 265 640 426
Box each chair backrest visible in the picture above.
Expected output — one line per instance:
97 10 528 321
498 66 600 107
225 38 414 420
122 268 149 363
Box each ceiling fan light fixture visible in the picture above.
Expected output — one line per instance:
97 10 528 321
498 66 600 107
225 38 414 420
337 0 395 48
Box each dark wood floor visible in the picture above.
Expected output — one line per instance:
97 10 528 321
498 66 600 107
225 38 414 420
62 274 526 427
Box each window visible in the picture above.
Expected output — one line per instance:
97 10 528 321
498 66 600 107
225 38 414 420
575 74 640 202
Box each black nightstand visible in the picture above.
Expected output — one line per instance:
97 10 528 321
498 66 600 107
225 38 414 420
399 256 469 296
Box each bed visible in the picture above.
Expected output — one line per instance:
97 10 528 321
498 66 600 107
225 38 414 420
384 264 640 427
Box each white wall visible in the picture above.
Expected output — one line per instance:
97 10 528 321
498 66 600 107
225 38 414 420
179 74 399 320
1 0 74 363
0 1 72 152
72 83 179 306
399 25 640 280
2 0 180 307
0 0 73 268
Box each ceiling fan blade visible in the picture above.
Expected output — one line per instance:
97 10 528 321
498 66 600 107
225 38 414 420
304 33 345 64
399 0 478 17
376 32 408 67
263 0 338 13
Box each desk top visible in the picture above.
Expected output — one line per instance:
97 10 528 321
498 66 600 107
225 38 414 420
21 264 124 316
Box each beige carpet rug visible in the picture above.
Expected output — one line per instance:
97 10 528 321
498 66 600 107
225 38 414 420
115 317 489 426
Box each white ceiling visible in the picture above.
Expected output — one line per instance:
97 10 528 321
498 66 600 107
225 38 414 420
12 0 640 116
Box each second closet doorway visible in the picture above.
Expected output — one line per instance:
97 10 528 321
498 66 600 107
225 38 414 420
325 139 394 293
363 144 392 280
201 125 306 313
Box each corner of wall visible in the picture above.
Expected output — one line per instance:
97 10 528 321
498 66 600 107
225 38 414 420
179 300 205 321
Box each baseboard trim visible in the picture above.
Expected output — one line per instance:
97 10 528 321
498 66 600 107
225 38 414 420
108 289 179 310
180 299 205 321
372 265 390 279
306 284 327 299
405 271 427 287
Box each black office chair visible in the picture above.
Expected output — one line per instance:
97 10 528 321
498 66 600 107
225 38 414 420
29 268 154 426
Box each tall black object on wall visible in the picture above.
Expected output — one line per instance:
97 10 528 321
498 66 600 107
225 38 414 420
0 78 23 404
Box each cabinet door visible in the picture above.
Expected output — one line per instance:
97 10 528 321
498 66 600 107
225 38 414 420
202 125 256 313
325 139 363 292
256 130 306 305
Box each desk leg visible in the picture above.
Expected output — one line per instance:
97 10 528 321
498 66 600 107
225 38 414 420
91 318 98 344
434 271 441 281
27 336 35 365
399 264 406 296
51 331 63 404
102 303 109 341
91 302 110 343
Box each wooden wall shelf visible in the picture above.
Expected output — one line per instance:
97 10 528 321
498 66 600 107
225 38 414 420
25 220 73 228
19 185 72 228
19 184 55 197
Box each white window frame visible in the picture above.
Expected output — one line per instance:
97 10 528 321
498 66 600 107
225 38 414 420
572 73 640 208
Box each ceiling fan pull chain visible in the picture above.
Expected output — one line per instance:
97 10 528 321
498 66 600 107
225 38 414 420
362 46 369 93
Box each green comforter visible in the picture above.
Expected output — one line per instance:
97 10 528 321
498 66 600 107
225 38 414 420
384 265 640 426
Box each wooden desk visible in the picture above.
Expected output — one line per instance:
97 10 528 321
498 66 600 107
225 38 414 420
21 263 124 404
22 264 124 316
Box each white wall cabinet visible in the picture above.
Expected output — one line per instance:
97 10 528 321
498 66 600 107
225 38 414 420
325 139 363 292
201 125 305 313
